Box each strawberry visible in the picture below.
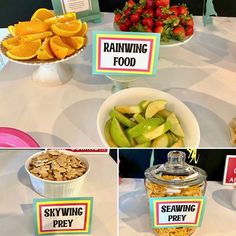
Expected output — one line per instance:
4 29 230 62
114 12 122 24
119 23 129 31
154 25 163 33
123 7 132 17
164 15 180 27
142 17 154 29
143 8 154 18
145 0 154 9
133 5 144 15
185 18 194 27
169 5 178 16
155 6 171 19
178 5 188 16
130 13 140 23
155 0 170 7
127 0 136 8
155 7 163 18
172 26 185 41
145 27 153 32
154 19 164 27
180 16 194 27
185 25 194 36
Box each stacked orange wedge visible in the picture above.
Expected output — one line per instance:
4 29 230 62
2 8 88 61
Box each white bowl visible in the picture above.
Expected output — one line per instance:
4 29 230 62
25 150 89 198
97 87 200 147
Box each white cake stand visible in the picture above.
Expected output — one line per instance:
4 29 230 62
0 35 86 87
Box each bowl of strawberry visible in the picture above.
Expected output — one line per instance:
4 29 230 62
114 0 194 47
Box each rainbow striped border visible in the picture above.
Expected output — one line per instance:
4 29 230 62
33 198 93 235
92 31 160 76
149 196 206 229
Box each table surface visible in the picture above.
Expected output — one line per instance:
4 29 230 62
0 150 117 236
119 178 236 236
1 13 236 147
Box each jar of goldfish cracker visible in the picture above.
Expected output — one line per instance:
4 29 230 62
144 151 207 236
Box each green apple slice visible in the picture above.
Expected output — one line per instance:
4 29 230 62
135 121 172 144
135 141 151 147
166 113 185 137
171 139 185 147
115 105 141 114
138 100 151 113
153 113 166 123
104 119 118 147
133 113 145 123
145 100 167 118
127 118 165 138
110 117 131 147
157 109 172 119
109 109 136 128
166 131 178 146
151 134 169 147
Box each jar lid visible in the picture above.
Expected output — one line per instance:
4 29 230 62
144 151 207 187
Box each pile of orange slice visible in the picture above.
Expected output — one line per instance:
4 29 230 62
2 8 88 61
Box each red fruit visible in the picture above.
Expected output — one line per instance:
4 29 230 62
130 13 140 23
143 8 154 17
154 25 163 33
114 13 122 24
145 27 153 32
145 0 154 9
119 24 129 31
185 25 194 36
127 0 136 8
124 7 132 17
180 17 194 27
154 20 163 27
164 15 180 26
172 26 185 41
178 5 188 16
185 18 194 27
134 6 144 15
142 17 154 29
155 7 163 18
124 18 132 28
155 0 170 7
170 5 178 16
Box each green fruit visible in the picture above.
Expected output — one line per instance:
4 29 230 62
104 119 118 147
133 113 145 123
135 141 151 147
109 109 136 128
135 121 172 143
145 100 167 118
171 139 185 147
115 105 142 114
157 109 172 119
166 131 178 146
151 134 169 147
138 100 151 113
110 117 131 147
153 113 166 123
125 130 136 146
166 113 185 137
127 118 165 138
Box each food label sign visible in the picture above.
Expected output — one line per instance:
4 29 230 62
223 155 236 185
149 197 206 228
33 198 93 235
92 31 160 76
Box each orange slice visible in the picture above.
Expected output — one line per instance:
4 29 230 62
44 12 76 24
51 20 82 37
8 25 17 37
50 35 75 59
20 31 53 42
76 22 88 37
31 8 55 21
2 37 20 50
6 39 41 60
37 37 54 60
61 36 85 50
15 21 50 36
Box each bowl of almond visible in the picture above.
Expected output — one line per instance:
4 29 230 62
25 149 89 198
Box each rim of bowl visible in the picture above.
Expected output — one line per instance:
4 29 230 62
25 150 90 184
96 87 200 147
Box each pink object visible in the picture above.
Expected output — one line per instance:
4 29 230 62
0 127 40 147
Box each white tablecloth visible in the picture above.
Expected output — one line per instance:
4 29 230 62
0 149 117 236
119 178 236 236
0 13 236 147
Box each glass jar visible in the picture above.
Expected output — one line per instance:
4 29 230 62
144 150 207 236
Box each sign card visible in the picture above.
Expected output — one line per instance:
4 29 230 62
61 0 92 13
223 155 236 185
33 198 93 235
149 196 206 228
92 31 160 76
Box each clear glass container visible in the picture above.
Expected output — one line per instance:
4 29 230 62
144 150 207 236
